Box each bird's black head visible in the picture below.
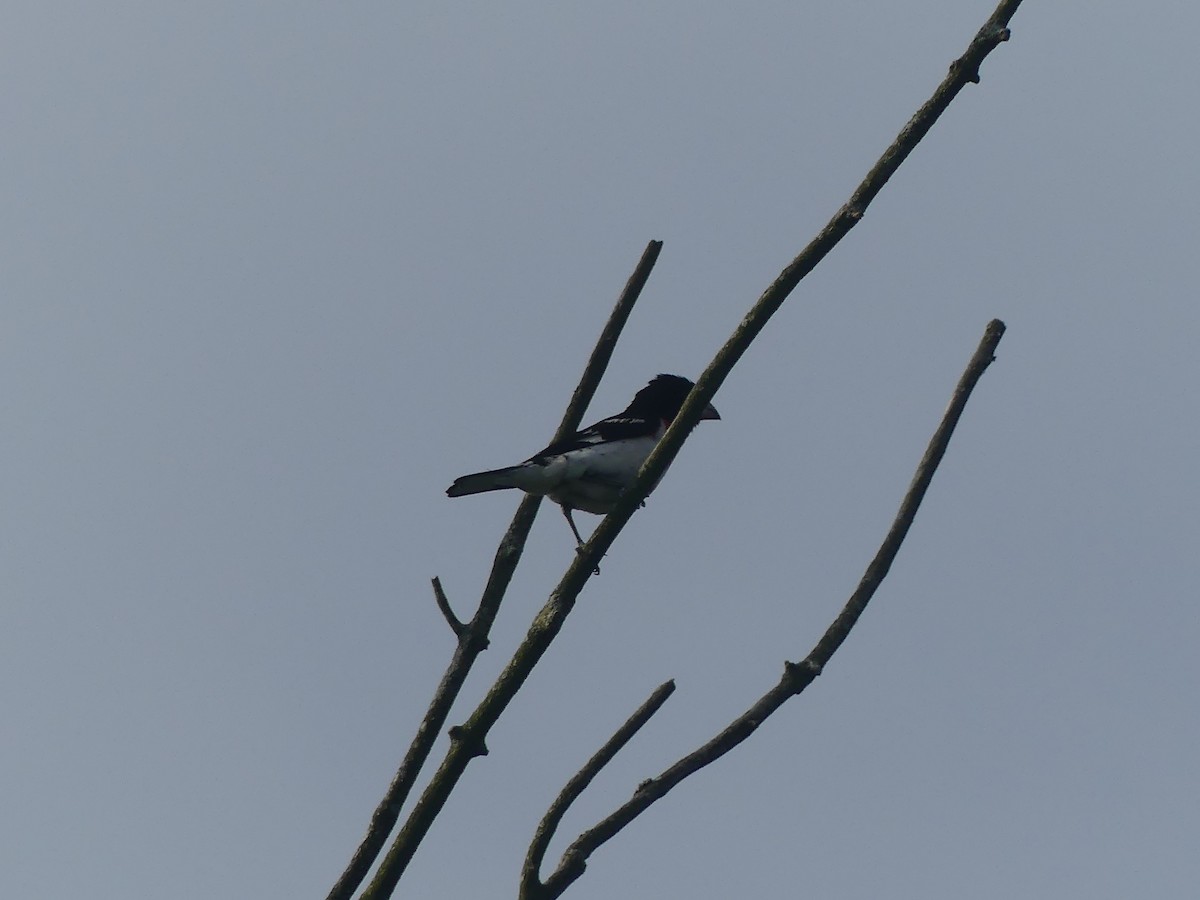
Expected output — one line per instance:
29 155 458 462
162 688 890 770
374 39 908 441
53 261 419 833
625 374 721 423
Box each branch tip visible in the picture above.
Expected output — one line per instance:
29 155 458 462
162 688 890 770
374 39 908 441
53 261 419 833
431 576 467 638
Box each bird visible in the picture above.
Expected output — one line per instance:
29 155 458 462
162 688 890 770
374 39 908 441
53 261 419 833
446 374 720 547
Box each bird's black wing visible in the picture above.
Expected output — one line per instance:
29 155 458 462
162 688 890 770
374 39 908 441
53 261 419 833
529 415 655 461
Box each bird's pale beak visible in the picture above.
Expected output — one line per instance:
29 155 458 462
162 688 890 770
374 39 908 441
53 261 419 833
701 403 721 421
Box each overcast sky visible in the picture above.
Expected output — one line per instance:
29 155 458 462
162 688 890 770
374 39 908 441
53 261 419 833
4 2 1198 898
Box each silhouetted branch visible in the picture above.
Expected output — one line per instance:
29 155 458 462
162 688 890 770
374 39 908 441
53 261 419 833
357 0 1025 894
535 319 1007 899
577 0 1023 572
325 240 663 900
554 241 664 439
520 681 676 899
431 577 466 638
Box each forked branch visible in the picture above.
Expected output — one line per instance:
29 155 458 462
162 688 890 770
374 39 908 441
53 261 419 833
528 320 1007 899
325 240 663 900
354 0 1026 894
521 681 677 899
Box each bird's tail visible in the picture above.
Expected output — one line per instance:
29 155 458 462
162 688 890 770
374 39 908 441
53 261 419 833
446 466 528 498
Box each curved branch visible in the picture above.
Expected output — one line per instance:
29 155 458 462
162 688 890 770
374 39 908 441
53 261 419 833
360 0 1025 893
325 240 663 900
520 681 676 900
537 320 1007 898
431 577 466 638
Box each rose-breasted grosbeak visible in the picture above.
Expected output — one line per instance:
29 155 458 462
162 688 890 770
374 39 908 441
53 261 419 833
446 374 720 546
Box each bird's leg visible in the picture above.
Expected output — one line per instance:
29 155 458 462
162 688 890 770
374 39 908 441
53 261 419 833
561 507 600 574
562 506 586 549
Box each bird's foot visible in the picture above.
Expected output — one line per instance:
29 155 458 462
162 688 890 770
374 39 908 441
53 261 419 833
574 544 601 575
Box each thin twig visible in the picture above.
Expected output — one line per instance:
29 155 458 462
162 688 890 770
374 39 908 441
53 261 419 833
537 320 1007 898
431 577 466 638
555 241 664 439
325 240 663 900
360 1 1024 894
520 681 676 899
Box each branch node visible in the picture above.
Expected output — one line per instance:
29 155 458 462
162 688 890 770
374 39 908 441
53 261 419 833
785 659 823 679
949 56 983 84
448 725 489 758
431 576 467 638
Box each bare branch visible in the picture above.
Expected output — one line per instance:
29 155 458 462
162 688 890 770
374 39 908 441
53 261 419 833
431 577 466 638
521 681 676 900
573 0 1025 579
325 241 662 900
802 318 1007 668
554 241 664 439
358 0 1026 893
538 320 1007 898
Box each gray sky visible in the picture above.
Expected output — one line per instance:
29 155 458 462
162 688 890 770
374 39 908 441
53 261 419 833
4 2 1198 898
